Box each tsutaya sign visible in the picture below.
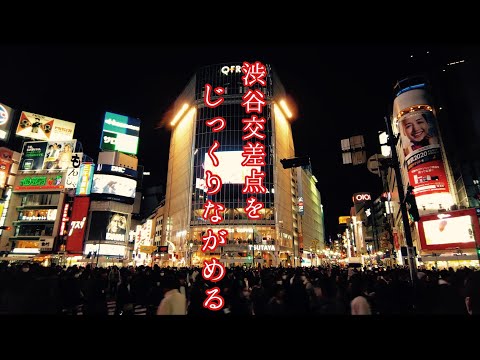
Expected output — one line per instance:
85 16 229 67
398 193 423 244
248 244 277 251
220 65 242 75
352 192 371 204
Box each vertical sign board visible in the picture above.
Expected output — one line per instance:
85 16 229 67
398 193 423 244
76 163 95 196
66 197 90 253
0 147 14 189
296 167 304 215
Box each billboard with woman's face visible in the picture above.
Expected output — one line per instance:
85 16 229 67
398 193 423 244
87 211 128 244
398 109 450 197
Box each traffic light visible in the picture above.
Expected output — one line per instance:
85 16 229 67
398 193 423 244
380 192 391 202
476 247 480 258
280 156 310 169
0 226 11 230
405 186 420 222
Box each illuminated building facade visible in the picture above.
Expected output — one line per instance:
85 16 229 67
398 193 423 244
159 63 324 267
387 76 480 268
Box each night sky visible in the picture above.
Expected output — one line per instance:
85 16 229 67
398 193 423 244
0 43 477 241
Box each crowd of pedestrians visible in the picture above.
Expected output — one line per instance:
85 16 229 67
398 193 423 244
0 261 479 315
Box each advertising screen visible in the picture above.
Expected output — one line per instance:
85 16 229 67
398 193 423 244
399 110 450 197
66 197 90 253
418 209 480 250
99 112 141 155
0 102 14 141
422 216 474 245
16 111 75 141
91 174 136 202
203 151 261 184
19 140 77 171
87 211 128 244
84 243 125 257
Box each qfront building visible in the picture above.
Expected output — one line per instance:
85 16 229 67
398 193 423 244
158 62 324 267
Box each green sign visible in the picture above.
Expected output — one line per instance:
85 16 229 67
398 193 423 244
16 175 63 190
99 112 141 155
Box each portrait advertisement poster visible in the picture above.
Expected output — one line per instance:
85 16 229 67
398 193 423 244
0 147 14 188
16 111 75 141
42 140 77 170
399 109 450 197
0 102 14 142
88 211 128 244
19 140 77 171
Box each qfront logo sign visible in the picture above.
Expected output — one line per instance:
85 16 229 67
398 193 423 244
220 65 242 75
352 192 371 204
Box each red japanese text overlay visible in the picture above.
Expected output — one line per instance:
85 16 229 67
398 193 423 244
241 61 268 222
202 82 227 311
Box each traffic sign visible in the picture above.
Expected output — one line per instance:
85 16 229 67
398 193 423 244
139 245 156 253
367 153 385 177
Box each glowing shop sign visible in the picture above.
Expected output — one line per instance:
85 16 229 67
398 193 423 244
15 175 63 190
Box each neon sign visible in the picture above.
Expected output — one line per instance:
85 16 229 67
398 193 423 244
15 175 63 190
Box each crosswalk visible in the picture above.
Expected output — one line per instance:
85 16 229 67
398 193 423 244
73 300 148 315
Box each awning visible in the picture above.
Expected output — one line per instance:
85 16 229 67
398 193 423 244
0 255 36 262
421 254 478 262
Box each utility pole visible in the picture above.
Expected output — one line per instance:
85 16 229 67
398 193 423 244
384 116 417 284
311 239 319 266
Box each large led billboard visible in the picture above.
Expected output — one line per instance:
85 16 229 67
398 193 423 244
418 209 480 250
0 102 14 142
66 197 90 254
91 174 136 203
203 151 261 184
99 112 140 155
87 211 128 244
16 111 75 141
19 140 78 171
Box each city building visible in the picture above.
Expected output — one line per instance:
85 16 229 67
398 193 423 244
156 62 324 267
82 150 138 266
82 111 142 266
385 72 480 269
